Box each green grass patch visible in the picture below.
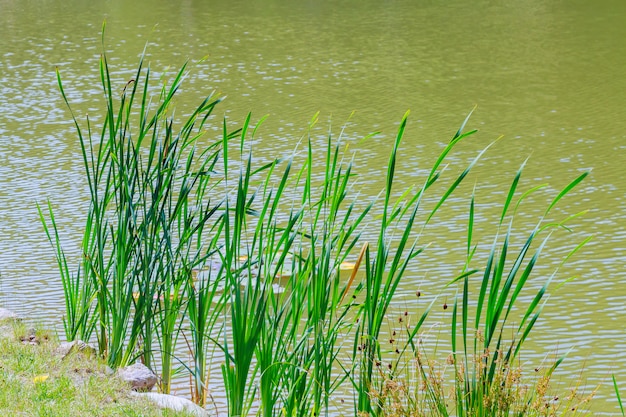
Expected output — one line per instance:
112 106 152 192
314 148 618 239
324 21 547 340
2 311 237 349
0 319 190 417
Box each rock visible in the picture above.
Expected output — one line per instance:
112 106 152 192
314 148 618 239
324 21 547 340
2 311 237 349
118 363 158 392
0 309 20 339
0 308 19 321
56 340 97 359
131 392 209 416
0 325 12 339
101 364 115 376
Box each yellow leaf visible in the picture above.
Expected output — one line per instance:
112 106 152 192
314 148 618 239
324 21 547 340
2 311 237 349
33 374 49 384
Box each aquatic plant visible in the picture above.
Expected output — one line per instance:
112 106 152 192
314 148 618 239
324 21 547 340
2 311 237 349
39 31 597 417
615 375 625 417
40 28 225 398
440 164 589 417
354 109 499 416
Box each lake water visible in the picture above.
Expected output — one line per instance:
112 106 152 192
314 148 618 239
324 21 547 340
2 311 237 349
1 0 625 414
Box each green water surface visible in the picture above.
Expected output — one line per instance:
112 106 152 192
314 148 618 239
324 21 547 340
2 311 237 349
1 0 625 414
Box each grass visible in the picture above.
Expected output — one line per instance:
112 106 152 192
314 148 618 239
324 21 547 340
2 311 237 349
36 28 605 417
371 351 597 417
0 317 190 417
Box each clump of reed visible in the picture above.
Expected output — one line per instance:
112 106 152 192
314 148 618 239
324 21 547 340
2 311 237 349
39 28 227 398
39 32 599 417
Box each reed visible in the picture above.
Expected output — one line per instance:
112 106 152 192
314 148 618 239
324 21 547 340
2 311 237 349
354 109 498 416
615 375 625 417
442 170 589 416
395 162 591 416
185 253 225 406
41 27 225 391
40 32 599 417
219 114 288 417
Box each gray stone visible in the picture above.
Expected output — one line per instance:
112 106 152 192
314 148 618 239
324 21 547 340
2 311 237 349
118 362 158 392
0 309 19 339
0 325 12 339
56 340 97 359
131 392 210 416
0 308 19 321
101 365 115 376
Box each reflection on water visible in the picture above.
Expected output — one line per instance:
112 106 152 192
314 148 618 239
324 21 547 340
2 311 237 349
1 0 625 413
